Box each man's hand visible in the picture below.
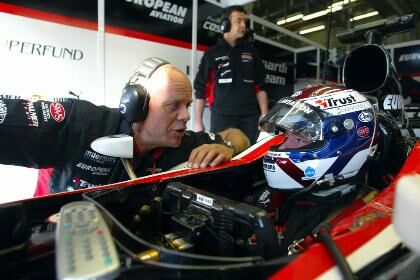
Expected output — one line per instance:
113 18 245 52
187 143 234 168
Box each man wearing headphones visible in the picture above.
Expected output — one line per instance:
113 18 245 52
0 57 249 195
194 5 268 144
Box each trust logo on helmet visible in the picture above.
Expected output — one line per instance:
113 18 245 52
314 94 357 109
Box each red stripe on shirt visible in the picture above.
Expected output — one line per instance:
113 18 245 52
206 69 216 108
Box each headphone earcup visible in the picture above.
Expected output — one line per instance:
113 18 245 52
220 17 231 33
119 84 150 122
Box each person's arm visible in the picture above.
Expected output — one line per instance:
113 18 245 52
256 90 269 117
0 96 119 168
194 98 206 131
253 47 269 118
187 128 250 168
193 53 212 132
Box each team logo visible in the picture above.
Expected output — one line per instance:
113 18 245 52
50 102 65 122
357 126 370 138
358 111 373 122
0 100 7 124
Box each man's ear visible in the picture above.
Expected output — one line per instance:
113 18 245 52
132 122 144 133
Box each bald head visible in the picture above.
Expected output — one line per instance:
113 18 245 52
137 64 192 99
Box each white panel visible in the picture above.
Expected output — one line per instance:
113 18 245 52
0 13 98 103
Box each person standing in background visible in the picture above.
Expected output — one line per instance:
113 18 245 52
193 5 268 144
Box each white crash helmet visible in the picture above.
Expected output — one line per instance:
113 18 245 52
260 85 379 190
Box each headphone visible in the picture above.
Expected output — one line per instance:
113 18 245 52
119 57 169 123
220 16 231 33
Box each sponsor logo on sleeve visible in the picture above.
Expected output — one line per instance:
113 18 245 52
24 100 38 127
84 150 117 164
0 100 7 124
41 102 51 122
357 126 370 138
50 102 65 122
76 162 112 176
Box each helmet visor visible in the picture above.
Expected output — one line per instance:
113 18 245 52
260 97 325 141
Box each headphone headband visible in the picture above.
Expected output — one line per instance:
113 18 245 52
136 57 170 79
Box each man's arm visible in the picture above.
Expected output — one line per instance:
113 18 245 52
256 90 269 117
193 53 212 132
194 98 206 131
187 128 250 168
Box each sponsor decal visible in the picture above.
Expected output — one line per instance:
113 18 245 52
241 52 253 62
262 60 287 74
218 78 232 84
220 70 231 77
278 98 313 114
291 90 303 97
263 60 288 86
215 55 229 61
350 211 387 231
304 166 315 178
24 100 38 127
398 53 420 62
314 94 357 109
50 102 65 122
357 126 370 138
358 111 373 122
0 100 7 124
203 20 221 33
383 94 403 110
337 102 370 115
126 0 188 25
71 177 97 189
265 74 286 85
119 104 127 114
263 156 276 172
84 150 117 164
76 163 112 176
41 102 51 122
6 40 83 61
263 162 275 171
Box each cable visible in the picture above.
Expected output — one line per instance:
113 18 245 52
317 224 356 280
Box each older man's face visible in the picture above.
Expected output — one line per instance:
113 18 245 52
142 67 192 148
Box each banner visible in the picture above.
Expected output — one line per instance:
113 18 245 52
254 41 294 106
